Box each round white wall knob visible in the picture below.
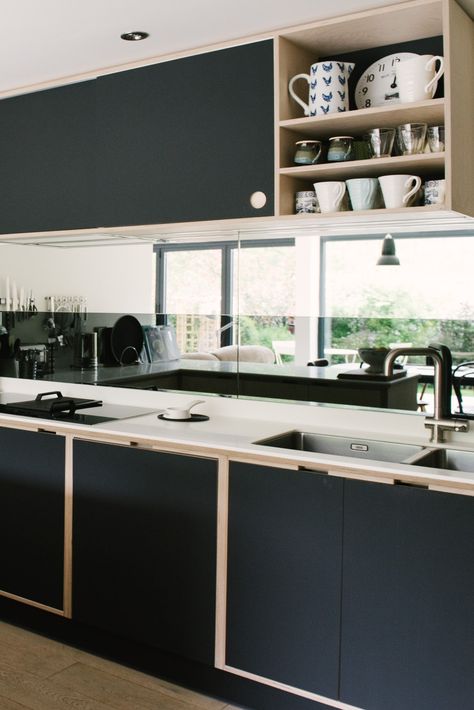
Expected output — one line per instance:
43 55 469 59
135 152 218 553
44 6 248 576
249 191 267 209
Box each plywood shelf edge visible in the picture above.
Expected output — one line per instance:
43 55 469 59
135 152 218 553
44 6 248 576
280 99 445 137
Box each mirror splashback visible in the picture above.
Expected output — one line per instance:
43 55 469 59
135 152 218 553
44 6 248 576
1 227 474 414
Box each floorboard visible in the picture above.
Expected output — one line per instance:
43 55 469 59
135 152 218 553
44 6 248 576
0 622 243 710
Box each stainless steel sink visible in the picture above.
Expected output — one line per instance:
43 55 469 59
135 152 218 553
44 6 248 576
254 431 426 464
411 447 474 472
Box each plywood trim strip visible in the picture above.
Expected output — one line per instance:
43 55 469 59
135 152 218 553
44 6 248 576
228 455 299 470
327 469 395 485
223 664 365 709
214 457 229 668
63 435 73 618
0 589 64 616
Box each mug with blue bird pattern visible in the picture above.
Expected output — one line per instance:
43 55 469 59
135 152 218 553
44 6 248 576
288 61 355 116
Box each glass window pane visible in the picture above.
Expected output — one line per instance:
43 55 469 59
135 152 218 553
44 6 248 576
323 236 474 319
164 249 222 353
234 244 296 316
234 243 296 355
322 235 474 362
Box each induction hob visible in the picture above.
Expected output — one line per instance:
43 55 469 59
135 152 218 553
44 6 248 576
0 391 155 426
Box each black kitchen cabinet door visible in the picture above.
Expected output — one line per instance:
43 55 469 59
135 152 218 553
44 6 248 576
0 428 65 609
96 40 274 226
341 480 474 710
72 441 218 664
226 462 343 697
0 80 97 234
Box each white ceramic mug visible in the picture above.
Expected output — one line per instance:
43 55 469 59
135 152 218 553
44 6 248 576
314 181 346 212
289 61 355 116
424 179 446 205
346 178 380 211
378 174 422 209
396 54 444 103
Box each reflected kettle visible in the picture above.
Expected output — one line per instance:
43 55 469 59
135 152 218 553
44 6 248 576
72 332 98 369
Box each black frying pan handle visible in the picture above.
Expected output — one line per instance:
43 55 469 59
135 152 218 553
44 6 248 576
35 391 63 401
51 399 76 418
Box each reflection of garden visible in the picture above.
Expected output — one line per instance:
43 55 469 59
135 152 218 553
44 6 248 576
328 295 474 365
239 315 292 350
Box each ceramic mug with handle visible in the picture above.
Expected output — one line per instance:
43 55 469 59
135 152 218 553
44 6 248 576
314 181 347 212
396 54 444 103
289 61 355 116
378 174 422 209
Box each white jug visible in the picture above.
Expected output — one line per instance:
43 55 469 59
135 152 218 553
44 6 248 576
396 55 444 103
289 61 355 116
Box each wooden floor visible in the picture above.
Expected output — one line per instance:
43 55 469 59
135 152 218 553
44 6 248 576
0 621 242 710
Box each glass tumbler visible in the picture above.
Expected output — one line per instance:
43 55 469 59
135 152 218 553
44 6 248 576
427 125 445 152
396 123 428 155
364 128 395 158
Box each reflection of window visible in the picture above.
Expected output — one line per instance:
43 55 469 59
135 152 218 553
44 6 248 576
234 242 296 356
162 249 222 353
156 239 295 355
164 249 221 315
320 234 474 364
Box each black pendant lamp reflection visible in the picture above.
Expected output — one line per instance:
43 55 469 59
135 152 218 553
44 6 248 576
376 233 400 266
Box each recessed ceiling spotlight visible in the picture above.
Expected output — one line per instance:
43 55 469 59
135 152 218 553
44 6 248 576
120 31 149 41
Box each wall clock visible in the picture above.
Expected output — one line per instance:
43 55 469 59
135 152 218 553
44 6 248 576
354 52 417 109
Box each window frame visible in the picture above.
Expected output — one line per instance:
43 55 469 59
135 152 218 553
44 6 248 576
155 238 295 346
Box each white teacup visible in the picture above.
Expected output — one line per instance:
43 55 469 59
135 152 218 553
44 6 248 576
396 54 444 103
161 399 205 420
378 174 422 209
424 179 446 205
314 181 346 213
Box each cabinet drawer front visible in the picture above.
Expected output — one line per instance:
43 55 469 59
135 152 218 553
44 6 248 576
72 440 218 664
226 462 343 697
341 480 474 710
0 428 65 609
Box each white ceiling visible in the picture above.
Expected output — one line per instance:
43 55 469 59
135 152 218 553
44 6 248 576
2 0 473 95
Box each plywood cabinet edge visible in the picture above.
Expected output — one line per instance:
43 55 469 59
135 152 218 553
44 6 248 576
443 0 474 216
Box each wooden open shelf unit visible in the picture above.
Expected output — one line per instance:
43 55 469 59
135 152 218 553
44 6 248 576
280 152 445 181
274 0 474 221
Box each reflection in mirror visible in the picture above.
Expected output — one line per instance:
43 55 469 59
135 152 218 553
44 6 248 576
235 229 474 416
2 229 474 417
0 239 157 385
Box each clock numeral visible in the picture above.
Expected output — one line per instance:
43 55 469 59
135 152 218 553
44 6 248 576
378 63 385 72
392 57 401 65
365 73 375 82
365 99 372 108
362 86 368 95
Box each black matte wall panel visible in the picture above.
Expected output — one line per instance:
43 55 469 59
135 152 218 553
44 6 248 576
341 480 474 710
96 40 274 226
226 462 343 697
0 428 65 608
0 81 97 233
72 440 217 664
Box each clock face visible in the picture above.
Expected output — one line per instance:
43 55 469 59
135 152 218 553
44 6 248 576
354 52 417 109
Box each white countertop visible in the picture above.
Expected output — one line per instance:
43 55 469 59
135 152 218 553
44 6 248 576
1 377 473 494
